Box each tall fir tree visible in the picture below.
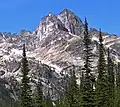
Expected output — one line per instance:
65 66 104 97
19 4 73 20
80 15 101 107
107 48 115 107
115 62 120 107
79 70 84 105
54 97 64 107
81 18 95 107
20 44 33 107
95 29 109 107
116 62 120 87
64 65 79 107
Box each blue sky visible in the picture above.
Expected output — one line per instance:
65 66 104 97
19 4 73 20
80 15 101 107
0 0 120 35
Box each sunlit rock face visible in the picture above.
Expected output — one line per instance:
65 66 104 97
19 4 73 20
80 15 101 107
58 9 84 35
0 9 120 104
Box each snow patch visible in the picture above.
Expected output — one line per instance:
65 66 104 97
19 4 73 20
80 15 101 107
3 55 10 60
11 49 22 56
69 32 79 38
58 37 62 40
92 36 99 42
105 42 115 48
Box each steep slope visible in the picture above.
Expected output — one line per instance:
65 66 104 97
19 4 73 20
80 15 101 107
0 9 120 104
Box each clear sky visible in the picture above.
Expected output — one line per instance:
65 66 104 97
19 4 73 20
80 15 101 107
0 0 120 35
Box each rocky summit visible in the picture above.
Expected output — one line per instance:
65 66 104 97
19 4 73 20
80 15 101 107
0 9 120 103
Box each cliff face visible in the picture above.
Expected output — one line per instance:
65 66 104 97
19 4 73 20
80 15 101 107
0 9 120 103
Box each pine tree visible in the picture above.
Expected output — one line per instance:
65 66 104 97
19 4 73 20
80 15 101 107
64 65 79 107
54 99 61 107
20 44 33 107
107 48 115 107
54 98 64 107
79 70 84 106
95 29 109 107
80 71 84 91
81 18 95 107
115 62 120 107
116 62 120 87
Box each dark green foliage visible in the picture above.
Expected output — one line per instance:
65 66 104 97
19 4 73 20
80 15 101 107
115 62 120 107
20 44 33 107
44 99 53 107
54 100 60 107
54 99 62 107
79 71 84 106
64 66 79 107
116 62 120 87
80 71 84 90
2 19 120 107
81 18 95 107
83 18 93 67
44 97 53 107
107 48 115 107
81 73 95 107
95 30 109 107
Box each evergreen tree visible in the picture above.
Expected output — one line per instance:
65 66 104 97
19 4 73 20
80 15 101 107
79 70 84 106
80 71 84 91
95 29 109 107
107 48 115 107
54 98 64 107
116 62 120 87
20 44 33 107
115 62 120 107
81 18 95 107
54 99 61 107
64 65 79 107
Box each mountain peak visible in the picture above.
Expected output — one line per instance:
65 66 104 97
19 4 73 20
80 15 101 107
1 9 120 105
59 8 74 15
34 9 84 41
34 12 68 40
58 9 83 35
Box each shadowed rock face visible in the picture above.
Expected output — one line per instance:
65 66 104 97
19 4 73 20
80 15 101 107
0 9 120 104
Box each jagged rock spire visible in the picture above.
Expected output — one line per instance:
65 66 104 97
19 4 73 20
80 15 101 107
34 9 84 41
58 9 84 35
